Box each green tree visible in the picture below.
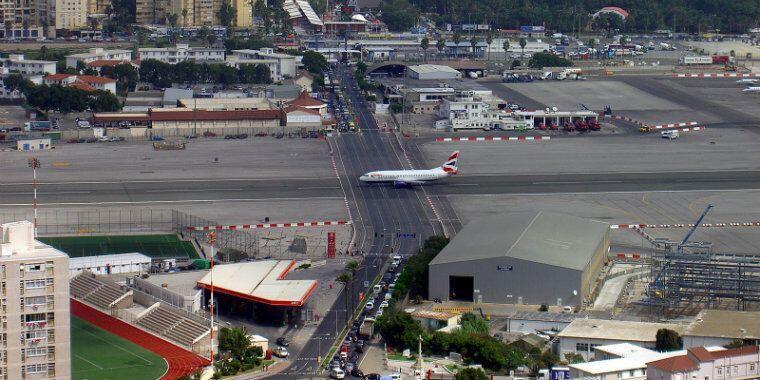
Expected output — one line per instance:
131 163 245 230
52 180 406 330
565 352 584 364
469 36 480 58
485 32 493 60
459 313 489 335
218 326 251 360
436 38 446 58
452 32 461 57
420 37 429 62
656 328 683 351
2 74 34 94
455 367 488 380
519 37 527 60
239 63 271 84
380 0 419 31
218 0 237 29
308 0 327 14
90 90 121 112
528 52 572 68
345 260 360 275
166 13 179 27
301 50 328 74
375 308 425 350
181 8 189 26
502 39 510 59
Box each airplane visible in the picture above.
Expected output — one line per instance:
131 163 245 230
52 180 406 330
742 86 760 93
359 151 459 187
736 79 758 85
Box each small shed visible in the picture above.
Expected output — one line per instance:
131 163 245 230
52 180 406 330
17 138 51 151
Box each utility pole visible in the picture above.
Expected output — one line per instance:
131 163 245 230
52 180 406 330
207 231 217 371
28 157 40 237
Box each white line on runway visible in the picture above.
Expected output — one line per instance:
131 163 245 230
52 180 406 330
442 188 760 197
2 191 91 195
450 183 479 186
145 188 244 193
0 177 335 186
532 180 623 185
0 196 345 206
297 186 341 190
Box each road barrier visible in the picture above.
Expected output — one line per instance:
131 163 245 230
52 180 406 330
435 136 549 142
610 221 760 229
186 220 352 231
648 121 699 130
672 73 760 78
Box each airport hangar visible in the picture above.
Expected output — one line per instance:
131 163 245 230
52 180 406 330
428 211 610 307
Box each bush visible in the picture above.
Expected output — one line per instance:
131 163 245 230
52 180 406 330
456 367 488 380
528 52 572 69
538 304 548 312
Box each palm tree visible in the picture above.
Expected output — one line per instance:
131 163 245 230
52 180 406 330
502 39 510 60
336 272 353 322
519 37 527 60
345 260 360 275
452 32 461 58
436 38 445 60
181 8 189 27
420 37 429 62
470 36 480 59
485 32 493 61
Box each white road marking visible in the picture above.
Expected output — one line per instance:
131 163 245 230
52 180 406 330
145 188 243 193
532 180 623 185
443 188 760 196
450 183 479 186
297 186 340 190
0 177 335 186
0 196 345 206
2 191 91 195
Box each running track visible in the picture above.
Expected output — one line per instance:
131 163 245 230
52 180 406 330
71 299 210 379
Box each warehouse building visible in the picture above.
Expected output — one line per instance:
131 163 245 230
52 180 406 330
428 211 609 307
406 64 462 80
682 310 760 348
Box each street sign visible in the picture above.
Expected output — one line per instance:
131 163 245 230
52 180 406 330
327 232 336 258
397 233 416 238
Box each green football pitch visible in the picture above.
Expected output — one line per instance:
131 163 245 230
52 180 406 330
39 234 199 259
71 316 168 380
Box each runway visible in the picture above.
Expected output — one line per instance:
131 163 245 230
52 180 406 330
4 170 760 206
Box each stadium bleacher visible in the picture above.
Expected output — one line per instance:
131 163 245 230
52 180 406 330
137 305 210 347
70 273 129 310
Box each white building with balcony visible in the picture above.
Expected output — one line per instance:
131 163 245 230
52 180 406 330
226 48 297 82
2 54 57 75
138 44 226 64
66 48 133 68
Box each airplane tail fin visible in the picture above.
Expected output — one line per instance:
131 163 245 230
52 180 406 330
441 151 459 174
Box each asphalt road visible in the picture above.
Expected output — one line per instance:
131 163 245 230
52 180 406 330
6 170 760 206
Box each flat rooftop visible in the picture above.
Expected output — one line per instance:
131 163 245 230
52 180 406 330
685 310 760 340
558 318 685 342
197 260 317 307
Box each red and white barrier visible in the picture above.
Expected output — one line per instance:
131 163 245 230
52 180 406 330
602 114 646 126
673 73 760 78
648 121 698 130
186 220 351 231
675 126 705 133
435 136 549 142
615 253 645 260
611 221 760 229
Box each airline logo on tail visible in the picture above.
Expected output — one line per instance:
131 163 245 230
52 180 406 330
442 151 459 174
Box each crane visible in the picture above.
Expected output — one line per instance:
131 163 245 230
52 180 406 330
679 204 713 251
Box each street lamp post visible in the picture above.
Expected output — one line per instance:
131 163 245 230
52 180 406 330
207 232 217 372
28 157 40 237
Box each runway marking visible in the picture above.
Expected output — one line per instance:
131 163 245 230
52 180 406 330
450 183 479 186
532 180 623 185
440 188 760 197
0 177 336 186
0 196 345 206
145 188 244 193
2 191 91 195
297 186 341 190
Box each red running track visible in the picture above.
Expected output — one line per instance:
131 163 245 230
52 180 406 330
71 299 210 379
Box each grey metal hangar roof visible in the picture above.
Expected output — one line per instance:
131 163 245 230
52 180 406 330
429 211 610 270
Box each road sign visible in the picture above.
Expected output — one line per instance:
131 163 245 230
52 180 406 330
327 232 336 258
397 233 416 238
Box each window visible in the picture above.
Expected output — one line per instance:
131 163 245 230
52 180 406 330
25 347 47 357
717 368 722 376
25 264 42 272
26 296 45 307
575 343 589 352
750 364 756 372
25 364 47 374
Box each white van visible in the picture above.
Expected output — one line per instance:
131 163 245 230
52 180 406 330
373 284 382 295
661 130 679 139
330 367 345 379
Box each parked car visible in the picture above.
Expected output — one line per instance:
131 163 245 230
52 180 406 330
273 346 289 358
276 337 290 347
330 367 345 379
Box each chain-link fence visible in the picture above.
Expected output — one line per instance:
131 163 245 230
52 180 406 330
0 208 174 236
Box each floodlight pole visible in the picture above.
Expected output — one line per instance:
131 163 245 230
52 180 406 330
28 157 40 237
207 232 217 369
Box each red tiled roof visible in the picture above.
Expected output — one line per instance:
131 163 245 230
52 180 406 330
711 345 760 359
688 347 713 362
78 75 116 84
68 82 97 92
44 74 72 81
296 69 314 79
284 105 320 115
149 109 281 121
649 355 698 373
599 6 630 19
287 91 324 107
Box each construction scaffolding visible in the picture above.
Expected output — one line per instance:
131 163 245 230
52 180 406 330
645 205 760 311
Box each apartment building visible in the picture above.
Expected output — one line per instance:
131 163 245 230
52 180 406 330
0 220 70 380
135 0 168 25
234 0 252 28
648 346 760 380
2 54 56 75
54 0 87 29
65 48 132 68
227 48 296 82
139 44 225 63
86 0 108 15
43 74 117 93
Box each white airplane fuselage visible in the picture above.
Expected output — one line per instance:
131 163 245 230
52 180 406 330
743 86 760 93
359 167 451 184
